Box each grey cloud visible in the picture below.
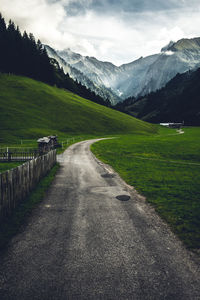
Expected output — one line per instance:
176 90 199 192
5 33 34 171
3 0 199 65
65 2 86 16
64 0 199 16
47 0 58 3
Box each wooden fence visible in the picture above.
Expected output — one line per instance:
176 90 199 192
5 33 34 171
0 148 40 162
0 150 57 221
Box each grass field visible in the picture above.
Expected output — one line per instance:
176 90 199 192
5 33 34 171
0 73 156 145
91 127 200 250
0 162 23 173
0 73 157 173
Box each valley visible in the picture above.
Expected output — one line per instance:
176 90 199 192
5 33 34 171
0 47 199 252
0 6 200 299
0 15 199 253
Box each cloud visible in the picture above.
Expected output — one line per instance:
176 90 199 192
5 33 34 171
1 0 200 65
1 0 66 39
63 0 200 16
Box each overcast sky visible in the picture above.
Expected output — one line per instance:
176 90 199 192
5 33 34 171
1 0 200 65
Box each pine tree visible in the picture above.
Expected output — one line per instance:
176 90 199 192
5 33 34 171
0 13 7 72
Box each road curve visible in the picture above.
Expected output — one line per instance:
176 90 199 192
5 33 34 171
0 139 199 300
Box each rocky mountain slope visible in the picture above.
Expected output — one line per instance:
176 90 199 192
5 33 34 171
46 37 200 102
115 67 200 125
45 45 120 104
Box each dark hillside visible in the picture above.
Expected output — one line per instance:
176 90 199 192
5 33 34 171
116 68 200 125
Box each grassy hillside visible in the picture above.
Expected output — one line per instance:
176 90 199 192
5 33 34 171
0 73 157 143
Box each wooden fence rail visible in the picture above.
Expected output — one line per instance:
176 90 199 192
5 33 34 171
0 148 40 162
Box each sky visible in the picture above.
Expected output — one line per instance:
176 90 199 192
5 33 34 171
1 0 200 65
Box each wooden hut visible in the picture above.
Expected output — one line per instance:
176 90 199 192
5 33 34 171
37 137 51 154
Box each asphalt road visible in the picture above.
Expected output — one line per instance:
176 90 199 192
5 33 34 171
0 139 200 300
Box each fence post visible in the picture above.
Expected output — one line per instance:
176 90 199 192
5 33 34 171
7 148 11 162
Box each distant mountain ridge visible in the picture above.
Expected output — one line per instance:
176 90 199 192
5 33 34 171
46 37 200 102
45 45 121 105
115 67 200 125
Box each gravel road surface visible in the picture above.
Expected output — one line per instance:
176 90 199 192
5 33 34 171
0 139 199 300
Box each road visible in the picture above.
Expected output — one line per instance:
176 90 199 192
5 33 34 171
0 139 199 300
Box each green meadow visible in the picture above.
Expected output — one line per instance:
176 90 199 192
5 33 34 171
0 73 156 145
0 162 22 173
0 73 156 172
91 127 200 249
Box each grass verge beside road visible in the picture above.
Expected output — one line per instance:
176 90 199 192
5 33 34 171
0 162 22 173
0 163 60 251
91 127 200 250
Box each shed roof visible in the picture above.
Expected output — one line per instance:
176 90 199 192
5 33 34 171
37 137 50 144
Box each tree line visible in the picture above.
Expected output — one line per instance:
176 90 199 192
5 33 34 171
0 13 111 107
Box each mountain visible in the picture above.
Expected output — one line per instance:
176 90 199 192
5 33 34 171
114 38 200 98
115 67 200 125
46 37 200 101
0 73 156 143
45 45 121 105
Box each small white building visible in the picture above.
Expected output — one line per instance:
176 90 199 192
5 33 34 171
160 122 184 129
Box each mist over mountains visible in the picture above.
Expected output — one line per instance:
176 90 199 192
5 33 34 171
45 37 200 103
45 45 121 105
115 67 200 125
